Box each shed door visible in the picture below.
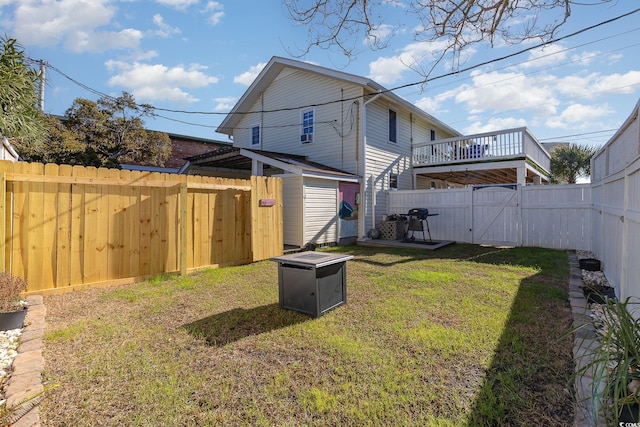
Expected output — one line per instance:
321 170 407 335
472 185 519 246
304 178 338 245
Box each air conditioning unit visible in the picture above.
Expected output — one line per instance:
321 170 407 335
300 133 313 143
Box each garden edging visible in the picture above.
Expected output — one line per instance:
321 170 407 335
569 252 606 427
4 295 46 427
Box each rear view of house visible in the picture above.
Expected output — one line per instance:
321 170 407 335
182 56 461 248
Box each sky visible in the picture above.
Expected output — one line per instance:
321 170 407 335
1 0 640 150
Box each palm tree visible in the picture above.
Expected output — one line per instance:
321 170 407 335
550 143 598 184
0 37 46 143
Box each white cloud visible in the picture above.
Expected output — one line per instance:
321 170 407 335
155 0 198 10
520 44 568 69
455 70 559 116
209 11 224 25
213 96 236 112
414 89 457 114
65 29 142 53
555 71 640 100
368 40 450 85
151 14 181 38
381 0 405 6
233 62 266 86
106 60 220 104
11 0 117 48
545 103 613 129
465 117 527 134
364 24 394 47
205 1 224 25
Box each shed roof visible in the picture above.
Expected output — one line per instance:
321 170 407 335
183 147 359 182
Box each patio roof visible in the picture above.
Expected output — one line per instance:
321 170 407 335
181 147 359 182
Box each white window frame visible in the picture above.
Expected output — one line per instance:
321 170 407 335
300 108 314 144
388 108 397 144
251 124 260 146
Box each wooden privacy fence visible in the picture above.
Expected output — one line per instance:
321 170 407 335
0 161 283 294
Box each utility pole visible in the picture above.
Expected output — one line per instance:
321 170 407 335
38 60 45 112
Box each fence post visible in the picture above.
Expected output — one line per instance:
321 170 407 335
0 172 4 273
179 183 187 276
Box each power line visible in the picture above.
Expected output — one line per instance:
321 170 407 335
38 7 640 121
537 129 617 141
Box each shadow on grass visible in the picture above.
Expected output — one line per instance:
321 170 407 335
457 247 575 425
182 303 310 347
335 244 575 425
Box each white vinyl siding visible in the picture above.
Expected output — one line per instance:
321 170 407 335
303 178 338 245
232 69 362 174
281 175 303 246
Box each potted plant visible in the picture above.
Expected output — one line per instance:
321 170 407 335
0 272 28 331
574 298 640 424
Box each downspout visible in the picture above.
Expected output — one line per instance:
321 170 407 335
360 92 382 238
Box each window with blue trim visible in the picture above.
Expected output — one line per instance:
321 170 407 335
251 125 260 145
388 109 397 143
301 109 314 143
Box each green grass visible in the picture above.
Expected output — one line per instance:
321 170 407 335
41 245 574 426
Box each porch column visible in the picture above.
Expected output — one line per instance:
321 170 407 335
252 159 263 176
517 166 526 185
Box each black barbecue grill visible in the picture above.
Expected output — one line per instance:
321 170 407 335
403 208 439 243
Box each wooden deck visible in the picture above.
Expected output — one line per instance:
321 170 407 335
356 238 455 251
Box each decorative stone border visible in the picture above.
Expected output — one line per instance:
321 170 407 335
4 295 46 427
568 252 607 427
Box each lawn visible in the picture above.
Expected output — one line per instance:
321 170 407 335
40 245 574 426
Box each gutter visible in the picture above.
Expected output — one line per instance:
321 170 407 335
360 92 382 239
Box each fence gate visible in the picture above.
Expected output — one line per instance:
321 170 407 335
472 185 519 246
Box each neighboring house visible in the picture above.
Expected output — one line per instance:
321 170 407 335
123 132 231 173
0 136 19 162
180 56 461 248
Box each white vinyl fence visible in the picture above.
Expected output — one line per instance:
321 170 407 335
387 184 593 250
387 99 640 300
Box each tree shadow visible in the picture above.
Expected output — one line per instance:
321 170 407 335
461 247 575 425
182 303 310 347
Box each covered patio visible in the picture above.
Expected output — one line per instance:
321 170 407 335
412 127 552 187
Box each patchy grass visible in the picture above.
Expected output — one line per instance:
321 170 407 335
41 245 574 426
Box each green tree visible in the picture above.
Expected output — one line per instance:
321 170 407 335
0 36 46 143
64 92 171 168
550 143 597 184
17 116 98 166
19 92 172 168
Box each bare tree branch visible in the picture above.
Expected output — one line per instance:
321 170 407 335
284 0 612 75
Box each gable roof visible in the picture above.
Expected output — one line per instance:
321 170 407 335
216 56 461 137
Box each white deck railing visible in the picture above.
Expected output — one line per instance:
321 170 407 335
412 127 550 171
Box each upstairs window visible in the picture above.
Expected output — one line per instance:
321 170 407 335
430 129 436 141
388 109 397 143
251 125 260 145
301 108 314 144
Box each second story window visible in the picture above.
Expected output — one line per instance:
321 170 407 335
301 108 314 144
430 129 436 141
251 125 260 145
388 109 397 143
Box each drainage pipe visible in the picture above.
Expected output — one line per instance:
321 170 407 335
360 92 382 238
